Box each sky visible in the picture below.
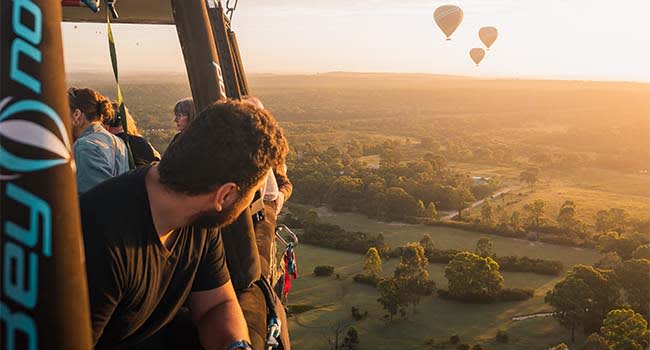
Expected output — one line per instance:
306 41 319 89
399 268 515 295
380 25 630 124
62 0 650 82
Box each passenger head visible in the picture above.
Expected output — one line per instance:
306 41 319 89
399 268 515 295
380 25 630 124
242 95 265 110
173 98 195 132
108 102 141 136
68 87 113 139
159 100 288 227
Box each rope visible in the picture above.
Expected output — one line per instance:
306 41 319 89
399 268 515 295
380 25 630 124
106 4 135 169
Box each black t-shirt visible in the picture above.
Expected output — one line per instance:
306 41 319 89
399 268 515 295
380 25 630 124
116 132 161 167
80 166 230 349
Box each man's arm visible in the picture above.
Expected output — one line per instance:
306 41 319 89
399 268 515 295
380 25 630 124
274 163 292 201
188 281 250 350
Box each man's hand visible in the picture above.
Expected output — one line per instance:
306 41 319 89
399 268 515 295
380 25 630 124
188 281 250 350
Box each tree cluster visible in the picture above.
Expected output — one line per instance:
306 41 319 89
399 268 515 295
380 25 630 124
288 146 500 222
376 243 436 320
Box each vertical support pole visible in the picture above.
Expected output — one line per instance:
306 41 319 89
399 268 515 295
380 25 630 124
1 0 93 348
171 0 226 114
206 1 242 99
228 30 250 95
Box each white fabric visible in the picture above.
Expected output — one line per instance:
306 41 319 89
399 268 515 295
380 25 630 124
263 169 280 201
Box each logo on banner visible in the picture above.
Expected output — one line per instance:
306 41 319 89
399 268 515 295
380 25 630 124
0 97 72 179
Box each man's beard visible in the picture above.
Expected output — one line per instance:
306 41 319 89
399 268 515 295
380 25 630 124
190 205 241 230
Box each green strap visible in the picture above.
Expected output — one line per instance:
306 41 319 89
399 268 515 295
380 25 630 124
107 9 135 169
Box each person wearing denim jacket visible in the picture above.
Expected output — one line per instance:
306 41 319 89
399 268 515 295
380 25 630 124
69 87 128 194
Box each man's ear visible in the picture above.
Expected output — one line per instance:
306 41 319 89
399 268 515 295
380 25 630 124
212 182 239 212
72 108 83 124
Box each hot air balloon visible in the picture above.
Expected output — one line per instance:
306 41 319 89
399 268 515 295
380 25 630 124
434 5 464 40
479 26 498 50
470 48 485 66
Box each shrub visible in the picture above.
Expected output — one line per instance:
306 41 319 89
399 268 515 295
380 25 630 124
313 265 335 276
401 245 563 276
497 288 534 301
300 221 386 254
351 306 368 321
496 330 508 343
287 304 316 314
450 334 461 344
457 344 470 350
353 273 379 286
472 345 484 350
496 255 563 275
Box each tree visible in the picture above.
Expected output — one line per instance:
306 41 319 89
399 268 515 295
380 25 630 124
595 208 629 234
582 333 610 350
475 237 494 258
615 259 650 318
632 244 650 260
444 251 504 301
384 187 419 221
341 327 360 350
497 209 510 231
510 211 522 232
394 243 435 313
545 276 591 343
545 265 620 342
601 308 650 350
598 232 642 260
328 176 364 211
481 201 494 225
417 200 427 217
519 168 539 191
557 200 579 233
363 247 383 277
595 252 623 270
376 278 405 321
419 234 435 253
427 202 438 219
448 187 475 220
327 321 353 350
523 200 546 228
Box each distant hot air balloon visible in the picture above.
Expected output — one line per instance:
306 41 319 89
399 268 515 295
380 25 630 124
479 26 498 50
470 48 486 66
434 5 464 40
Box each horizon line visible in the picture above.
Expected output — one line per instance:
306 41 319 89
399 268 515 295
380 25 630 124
65 68 650 85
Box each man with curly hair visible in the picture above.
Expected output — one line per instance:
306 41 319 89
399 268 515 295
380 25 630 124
80 100 288 350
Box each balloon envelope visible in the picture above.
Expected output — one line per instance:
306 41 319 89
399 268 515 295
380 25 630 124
479 26 498 49
434 5 464 40
470 48 486 66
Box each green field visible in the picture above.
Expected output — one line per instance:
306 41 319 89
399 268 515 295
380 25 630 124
447 161 650 226
287 206 600 350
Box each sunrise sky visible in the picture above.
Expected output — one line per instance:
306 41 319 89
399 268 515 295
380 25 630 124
62 0 650 82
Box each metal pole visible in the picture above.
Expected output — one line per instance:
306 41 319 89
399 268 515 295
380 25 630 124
172 0 226 114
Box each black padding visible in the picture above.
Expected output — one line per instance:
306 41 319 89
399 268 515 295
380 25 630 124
1 0 93 348
222 208 262 290
237 285 268 350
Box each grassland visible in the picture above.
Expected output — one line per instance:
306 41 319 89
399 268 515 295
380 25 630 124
449 161 650 224
286 206 600 350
